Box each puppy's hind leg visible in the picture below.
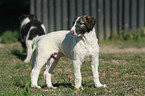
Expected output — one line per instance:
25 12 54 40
24 40 33 63
31 55 49 88
44 56 60 89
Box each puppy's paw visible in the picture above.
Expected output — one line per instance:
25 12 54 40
95 84 106 88
47 85 57 89
24 59 30 63
31 85 41 89
51 86 57 89
75 86 83 92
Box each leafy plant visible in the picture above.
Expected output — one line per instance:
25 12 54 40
1 30 19 44
116 29 145 41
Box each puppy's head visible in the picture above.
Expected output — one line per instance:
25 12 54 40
19 14 37 23
70 15 96 36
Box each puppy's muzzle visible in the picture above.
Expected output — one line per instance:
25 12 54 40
70 30 75 35
70 30 79 37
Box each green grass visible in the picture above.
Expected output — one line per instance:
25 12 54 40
1 30 19 44
100 37 145 49
0 41 145 95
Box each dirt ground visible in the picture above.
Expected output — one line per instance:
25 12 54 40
100 45 145 54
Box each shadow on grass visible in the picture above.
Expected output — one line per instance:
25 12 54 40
54 83 74 89
11 49 26 61
14 81 25 88
14 82 74 89
82 84 94 88
42 83 74 89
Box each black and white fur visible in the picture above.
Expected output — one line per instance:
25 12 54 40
19 15 46 63
31 15 106 89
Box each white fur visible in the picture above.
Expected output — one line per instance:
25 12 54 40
24 26 38 63
31 28 106 89
20 17 31 42
41 24 47 34
21 17 31 28
20 17 46 63
71 17 80 36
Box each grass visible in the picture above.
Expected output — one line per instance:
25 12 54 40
99 37 145 49
0 40 145 96
1 30 19 44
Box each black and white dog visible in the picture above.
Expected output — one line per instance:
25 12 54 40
31 15 106 89
19 15 47 63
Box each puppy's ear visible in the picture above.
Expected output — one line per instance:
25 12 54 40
73 16 79 25
29 15 37 20
84 15 96 31
18 14 27 22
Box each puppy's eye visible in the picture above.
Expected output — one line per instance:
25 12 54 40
80 22 85 25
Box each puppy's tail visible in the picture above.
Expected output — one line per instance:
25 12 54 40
31 49 36 70
32 35 44 52
32 37 39 52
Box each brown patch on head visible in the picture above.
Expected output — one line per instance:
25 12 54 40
82 15 96 32
71 15 96 36
83 15 88 19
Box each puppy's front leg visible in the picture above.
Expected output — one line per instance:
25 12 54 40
91 54 106 88
73 60 82 89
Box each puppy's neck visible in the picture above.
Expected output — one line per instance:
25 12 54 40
82 28 97 40
80 28 98 45
21 17 31 27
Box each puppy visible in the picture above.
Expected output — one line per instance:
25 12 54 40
19 15 46 63
31 15 106 89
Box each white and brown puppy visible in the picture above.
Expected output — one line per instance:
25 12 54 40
19 15 46 63
31 15 106 89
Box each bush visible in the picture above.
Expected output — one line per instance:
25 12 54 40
118 29 145 41
1 30 20 44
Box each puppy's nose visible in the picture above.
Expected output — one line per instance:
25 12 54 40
70 30 74 35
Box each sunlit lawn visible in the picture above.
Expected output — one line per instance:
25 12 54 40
0 40 145 95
